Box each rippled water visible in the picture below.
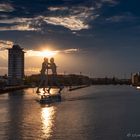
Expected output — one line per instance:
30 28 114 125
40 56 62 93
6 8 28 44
0 86 140 140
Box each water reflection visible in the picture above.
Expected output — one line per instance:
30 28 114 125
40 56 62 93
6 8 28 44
37 88 60 96
136 86 140 89
7 90 25 140
41 106 56 139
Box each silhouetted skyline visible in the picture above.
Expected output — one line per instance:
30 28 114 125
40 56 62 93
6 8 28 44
0 0 140 78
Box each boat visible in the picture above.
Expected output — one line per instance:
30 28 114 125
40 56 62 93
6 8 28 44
36 93 61 104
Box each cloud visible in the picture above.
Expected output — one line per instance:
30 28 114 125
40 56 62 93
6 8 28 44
101 0 118 5
0 17 32 24
0 17 40 31
0 3 14 12
63 48 79 53
0 6 96 31
95 0 118 8
0 40 13 62
0 14 9 18
106 15 126 22
44 16 89 31
0 1 117 32
48 7 69 11
25 50 58 57
0 40 13 50
0 6 97 31
45 6 98 30
106 14 138 23
0 24 37 31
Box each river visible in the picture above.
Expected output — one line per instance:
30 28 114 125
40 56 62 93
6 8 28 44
0 85 140 140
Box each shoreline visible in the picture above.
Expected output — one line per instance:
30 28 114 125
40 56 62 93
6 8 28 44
0 85 29 94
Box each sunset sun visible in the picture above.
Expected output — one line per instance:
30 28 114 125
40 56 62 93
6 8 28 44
39 50 58 57
26 49 58 58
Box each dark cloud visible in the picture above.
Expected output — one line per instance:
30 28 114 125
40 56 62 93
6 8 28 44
0 0 140 76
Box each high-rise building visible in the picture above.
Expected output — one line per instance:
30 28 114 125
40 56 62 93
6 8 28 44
8 45 25 85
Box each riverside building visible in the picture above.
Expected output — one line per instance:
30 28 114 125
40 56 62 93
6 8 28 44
8 45 25 85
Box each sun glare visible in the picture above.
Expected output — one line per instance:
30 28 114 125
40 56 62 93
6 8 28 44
26 49 59 58
40 50 58 57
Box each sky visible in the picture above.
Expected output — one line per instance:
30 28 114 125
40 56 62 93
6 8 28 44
0 0 140 78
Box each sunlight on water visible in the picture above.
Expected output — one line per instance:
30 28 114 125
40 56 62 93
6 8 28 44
136 86 140 89
38 88 60 96
49 88 59 95
41 106 56 139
